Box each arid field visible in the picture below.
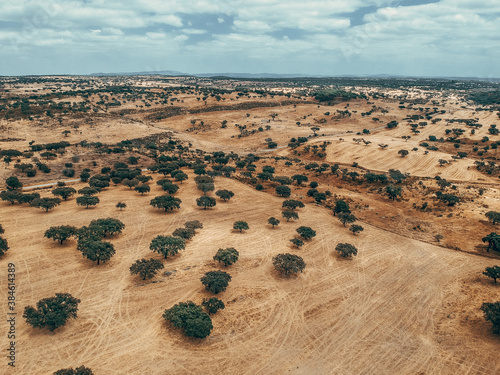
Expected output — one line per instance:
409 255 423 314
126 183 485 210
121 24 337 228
0 76 499 374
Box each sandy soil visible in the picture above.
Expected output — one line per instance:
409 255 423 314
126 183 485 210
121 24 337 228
1 174 498 375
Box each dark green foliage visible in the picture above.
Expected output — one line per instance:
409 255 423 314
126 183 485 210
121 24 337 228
273 176 293 185
386 185 403 200
77 239 115 265
0 237 8 256
44 226 77 245
30 197 61 212
150 235 185 258
174 171 188 183
52 187 76 201
185 220 203 230
213 247 239 266
389 169 407 183
201 270 232 294
116 202 126 210
436 192 459 206
268 217 280 228
78 187 99 196
89 218 125 237
290 238 304 249
480 301 500 334
233 221 249 232
79 170 91 182
486 211 500 225
53 365 94 375
163 301 213 339
282 199 305 211
398 149 409 157
202 298 225 315
482 233 500 253
150 195 182 211
275 185 291 198
272 253 306 276
76 195 100 208
296 226 316 240
75 225 105 242
196 196 216 210
63 168 75 177
0 223 3 234
292 174 308 185
483 266 500 283
6 176 22 190
335 243 358 258
338 212 356 227
0 190 22 204
134 184 150 195
172 227 196 240
215 189 234 201
282 210 299 222
349 224 364 235
333 200 350 216
23 293 80 331
313 89 363 103
161 182 180 195
130 258 164 280
313 192 327 203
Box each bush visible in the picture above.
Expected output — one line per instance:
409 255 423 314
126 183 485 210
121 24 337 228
201 270 232 294
335 243 358 257
163 301 213 339
272 253 306 276
23 293 80 331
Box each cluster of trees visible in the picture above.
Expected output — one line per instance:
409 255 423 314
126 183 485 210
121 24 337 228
0 223 8 257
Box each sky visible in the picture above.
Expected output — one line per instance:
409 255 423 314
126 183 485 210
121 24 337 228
0 0 499 77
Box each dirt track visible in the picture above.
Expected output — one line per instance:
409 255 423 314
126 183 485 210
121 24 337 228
1 175 498 375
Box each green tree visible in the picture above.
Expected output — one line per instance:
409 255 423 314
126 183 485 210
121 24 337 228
172 227 196 240
44 225 77 245
398 149 409 157
272 253 306 276
53 366 94 375
296 226 316 240
77 239 115 265
30 197 61 212
482 233 500 253
485 211 500 225
333 200 350 216
76 195 100 209
130 258 164 280
23 293 80 331
292 174 308 185
0 237 8 256
268 217 280 228
52 187 76 201
215 189 234 201
196 196 216 210
163 301 213 339
386 185 403 200
233 221 249 232
213 247 239 266
202 298 225 315
338 212 356 227
78 187 99 196
282 210 299 222
185 220 203 230
6 176 22 190
349 224 364 235
480 301 500 334
275 185 291 198
282 199 305 211
116 202 126 210
201 270 232 294
161 182 179 195
134 184 150 195
150 195 182 212
483 266 500 283
0 190 22 205
335 243 358 258
174 172 188 184
89 218 125 237
436 192 459 206
290 238 304 249
0 224 3 234
150 235 185 258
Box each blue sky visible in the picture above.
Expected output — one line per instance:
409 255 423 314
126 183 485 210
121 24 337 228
0 0 499 77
